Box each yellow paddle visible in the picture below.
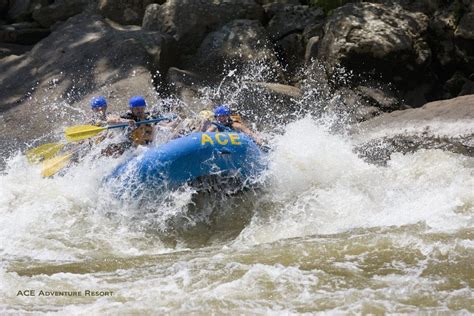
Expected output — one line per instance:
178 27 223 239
26 143 65 163
65 117 175 142
42 116 176 177
41 153 73 177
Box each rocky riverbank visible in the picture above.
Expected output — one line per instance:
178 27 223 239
0 0 473 158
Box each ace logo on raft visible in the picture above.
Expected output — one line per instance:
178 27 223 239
16 289 113 297
201 133 241 145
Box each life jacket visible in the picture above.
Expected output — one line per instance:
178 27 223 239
230 113 241 123
121 112 156 145
130 124 154 145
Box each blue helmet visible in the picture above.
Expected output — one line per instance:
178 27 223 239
90 96 107 109
129 96 146 108
214 105 231 117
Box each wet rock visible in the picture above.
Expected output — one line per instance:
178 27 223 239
257 0 301 5
302 21 324 42
428 3 459 69
455 12 474 40
353 94 474 164
1 21 40 29
232 81 302 128
304 36 319 63
165 67 207 104
454 12 474 72
142 0 264 54
326 87 382 125
190 20 282 81
275 32 304 76
427 2 474 82
98 0 165 26
0 42 33 58
167 67 204 91
318 2 431 88
0 14 176 150
32 0 91 28
353 94 474 137
0 26 49 44
245 81 302 98
302 21 324 63
265 4 324 40
7 0 32 22
459 80 474 96
355 85 402 112
355 134 474 165
261 1 304 20
444 71 469 96
6 0 51 22
0 0 9 15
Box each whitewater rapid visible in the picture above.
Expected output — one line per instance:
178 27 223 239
0 117 473 314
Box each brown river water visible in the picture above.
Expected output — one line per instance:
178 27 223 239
1 115 472 314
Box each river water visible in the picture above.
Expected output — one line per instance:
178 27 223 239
0 112 472 314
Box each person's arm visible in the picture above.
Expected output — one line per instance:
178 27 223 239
206 124 217 132
232 122 262 145
106 115 136 127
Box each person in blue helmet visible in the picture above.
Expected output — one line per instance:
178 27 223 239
96 96 156 157
60 96 110 162
89 96 109 126
119 96 156 146
206 105 261 144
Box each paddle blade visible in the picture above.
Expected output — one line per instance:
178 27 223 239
41 153 72 177
26 143 64 163
65 125 106 142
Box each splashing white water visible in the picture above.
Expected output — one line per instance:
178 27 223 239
235 117 474 246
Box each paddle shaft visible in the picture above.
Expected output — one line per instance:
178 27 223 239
65 115 176 142
107 116 175 129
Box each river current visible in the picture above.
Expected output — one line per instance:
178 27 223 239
0 114 472 314
1 61 473 314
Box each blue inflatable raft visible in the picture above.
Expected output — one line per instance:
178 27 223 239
108 132 265 193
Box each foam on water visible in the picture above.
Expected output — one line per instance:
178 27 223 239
0 115 472 260
235 117 474 245
0 146 182 263
0 61 472 313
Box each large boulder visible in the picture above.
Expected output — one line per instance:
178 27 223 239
275 32 304 76
427 2 474 99
353 94 474 164
0 42 33 58
7 0 33 22
0 22 50 44
455 12 474 40
265 4 324 40
142 0 264 54
232 81 303 128
0 0 9 16
189 19 282 80
0 14 176 155
354 94 474 137
98 0 165 26
454 12 474 72
317 2 431 89
32 0 92 28
6 0 51 22
165 67 208 107
429 4 458 69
